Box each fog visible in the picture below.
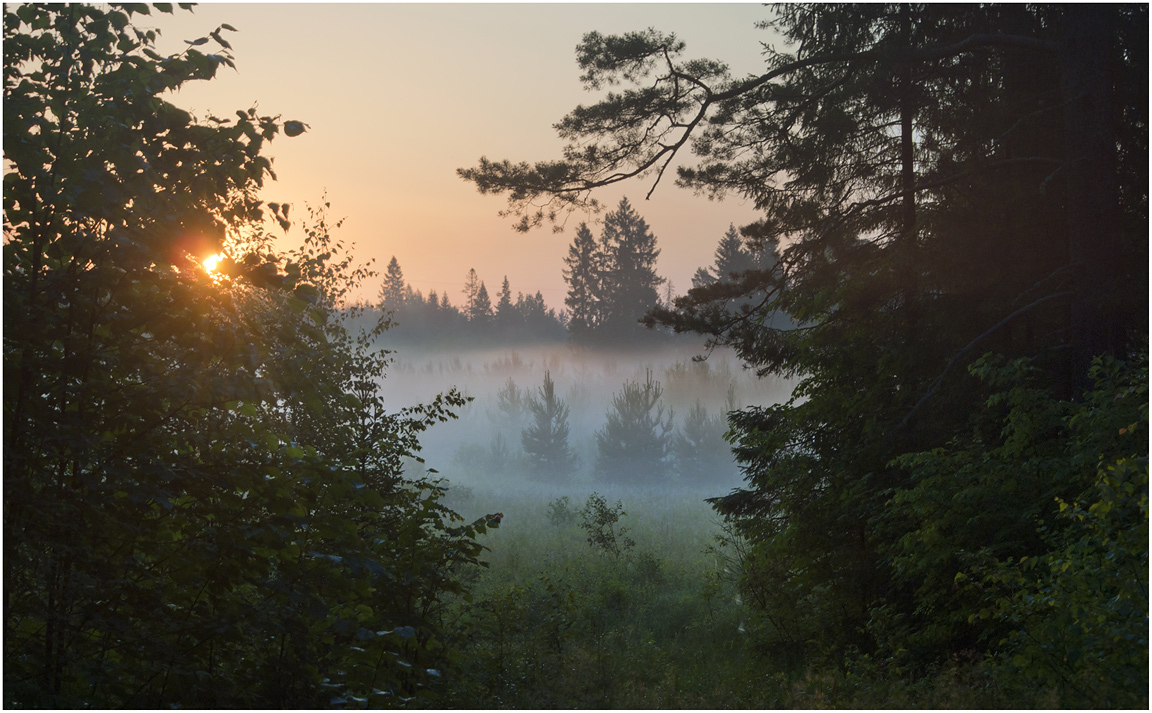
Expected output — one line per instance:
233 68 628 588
375 341 795 508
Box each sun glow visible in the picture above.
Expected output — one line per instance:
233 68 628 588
203 253 223 274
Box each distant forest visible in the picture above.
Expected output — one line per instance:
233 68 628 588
367 198 790 348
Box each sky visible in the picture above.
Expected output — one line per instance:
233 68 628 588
155 3 780 307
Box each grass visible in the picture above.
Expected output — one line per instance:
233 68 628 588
427 483 1039 709
433 484 774 708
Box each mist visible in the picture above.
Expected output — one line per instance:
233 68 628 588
375 340 794 511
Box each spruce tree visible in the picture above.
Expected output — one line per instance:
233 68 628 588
563 222 601 341
378 256 407 314
672 401 736 484
521 371 577 481
471 281 493 323
495 275 518 333
712 224 754 281
598 197 664 342
461 267 480 316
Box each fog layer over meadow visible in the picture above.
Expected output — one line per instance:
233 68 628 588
375 342 794 511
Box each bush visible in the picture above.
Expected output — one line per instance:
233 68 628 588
580 493 635 558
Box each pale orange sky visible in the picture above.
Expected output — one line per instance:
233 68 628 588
156 3 778 307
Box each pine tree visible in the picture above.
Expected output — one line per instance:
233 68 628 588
672 401 736 484
521 371 577 481
461 267 480 316
594 370 673 484
460 3 1147 676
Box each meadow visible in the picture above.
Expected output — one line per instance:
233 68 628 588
424 483 1038 709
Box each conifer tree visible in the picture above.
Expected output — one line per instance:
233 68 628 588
562 222 601 341
460 4 1148 677
598 197 664 341
672 401 736 484
471 281 493 323
713 225 755 281
461 267 480 315
594 370 674 484
495 275 517 331
521 371 577 481
378 255 407 314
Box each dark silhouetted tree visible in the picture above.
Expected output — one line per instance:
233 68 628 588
458 3 1147 690
495 275 519 333
563 222 602 341
378 255 407 314
598 197 664 342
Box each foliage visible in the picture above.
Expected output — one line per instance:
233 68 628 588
562 222 601 340
579 493 636 558
895 353 1148 708
377 255 406 314
594 370 675 484
3 5 495 707
357 259 566 347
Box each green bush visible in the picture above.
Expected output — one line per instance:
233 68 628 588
580 492 636 558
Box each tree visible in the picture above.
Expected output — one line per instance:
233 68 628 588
3 6 497 707
495 275 519 333
378 255 407 314
472 281 493 323
562 222 602 341
458 2 1147 687
597 197 665 342
521 371 578 481
462 267 481 316
594 370 674 484
712 225 756 284
672 401 737 485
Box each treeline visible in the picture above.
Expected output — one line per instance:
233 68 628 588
372 201 789 349
373 259 566 346
461 3 1148 707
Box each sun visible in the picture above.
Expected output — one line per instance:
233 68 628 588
202 253 223 274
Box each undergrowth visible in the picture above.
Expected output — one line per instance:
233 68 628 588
426 486 1066 708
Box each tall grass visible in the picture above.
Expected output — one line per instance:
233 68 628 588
427 484 1042 709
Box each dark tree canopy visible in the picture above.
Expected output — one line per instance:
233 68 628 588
460 4 1147 702
4 5 497 707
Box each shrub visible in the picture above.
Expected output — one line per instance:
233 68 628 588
579 493 635 558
